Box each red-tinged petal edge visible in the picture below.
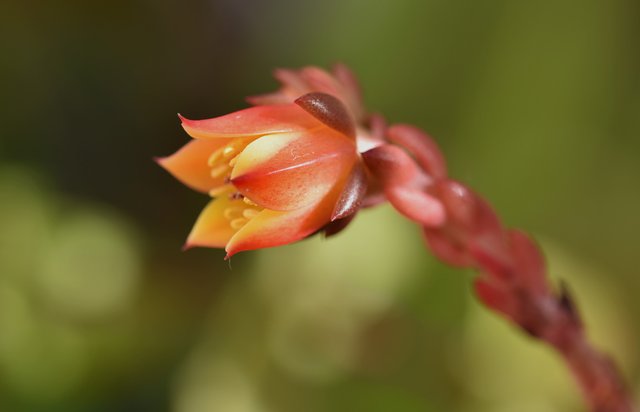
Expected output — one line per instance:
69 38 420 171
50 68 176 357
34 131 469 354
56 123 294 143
331 161 367 221
179 104 320 139
225 196 335 258
156 138 228 193
295 92 356 139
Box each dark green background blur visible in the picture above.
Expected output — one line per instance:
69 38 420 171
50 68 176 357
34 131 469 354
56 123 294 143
1 0 638 411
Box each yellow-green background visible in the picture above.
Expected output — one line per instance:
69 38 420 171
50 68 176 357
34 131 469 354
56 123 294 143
1 0 638 411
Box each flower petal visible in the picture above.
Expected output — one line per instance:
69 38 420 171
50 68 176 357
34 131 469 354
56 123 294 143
230 131 357 211
156 138 228 193
184 197 237 249
179 104 320 139
363 144 444 226
225 195 335 258
387 124 447 180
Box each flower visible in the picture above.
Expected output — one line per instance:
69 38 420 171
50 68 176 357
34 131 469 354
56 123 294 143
157 92 367 258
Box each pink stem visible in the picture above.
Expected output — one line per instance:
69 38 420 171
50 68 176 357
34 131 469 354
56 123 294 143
368 124 637 412
475 248 634 412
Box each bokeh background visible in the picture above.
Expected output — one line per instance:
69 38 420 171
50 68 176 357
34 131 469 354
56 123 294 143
1 0 639 411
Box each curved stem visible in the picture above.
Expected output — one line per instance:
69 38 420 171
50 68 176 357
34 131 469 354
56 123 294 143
476 253 634 412
365 125 637 411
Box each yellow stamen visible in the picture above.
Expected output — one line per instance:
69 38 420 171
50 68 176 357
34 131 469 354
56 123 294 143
230 218 248 230
223 207 243 220
207 149 224 166
243 197 258 207
210 164 230 178
208 185 233 197
242 208 260 219
223 146 236 158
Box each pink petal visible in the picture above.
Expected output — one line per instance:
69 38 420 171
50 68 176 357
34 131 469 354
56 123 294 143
362 144 431 188
156 138 228 193
230 130 357 211
179 104 320 139
363 144 443 226
386 187 445 227
299 67 345 101
332 64 362 103
387 125 447 180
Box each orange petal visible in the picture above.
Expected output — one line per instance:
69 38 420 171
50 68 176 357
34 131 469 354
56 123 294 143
156 138 228 193
184 197 236 249
230 130 357 211
225 195 335 257
179 104 321 139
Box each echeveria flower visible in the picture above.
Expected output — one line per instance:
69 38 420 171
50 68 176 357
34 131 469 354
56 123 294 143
157 92 367 257
158 65 635 411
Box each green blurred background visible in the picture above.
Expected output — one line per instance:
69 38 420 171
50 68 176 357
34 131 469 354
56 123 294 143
1 0 638 411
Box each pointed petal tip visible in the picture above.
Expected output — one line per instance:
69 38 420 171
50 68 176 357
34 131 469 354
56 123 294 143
178 114 199 136
178 113 195 127
154 154 173 174
224 245 240 260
